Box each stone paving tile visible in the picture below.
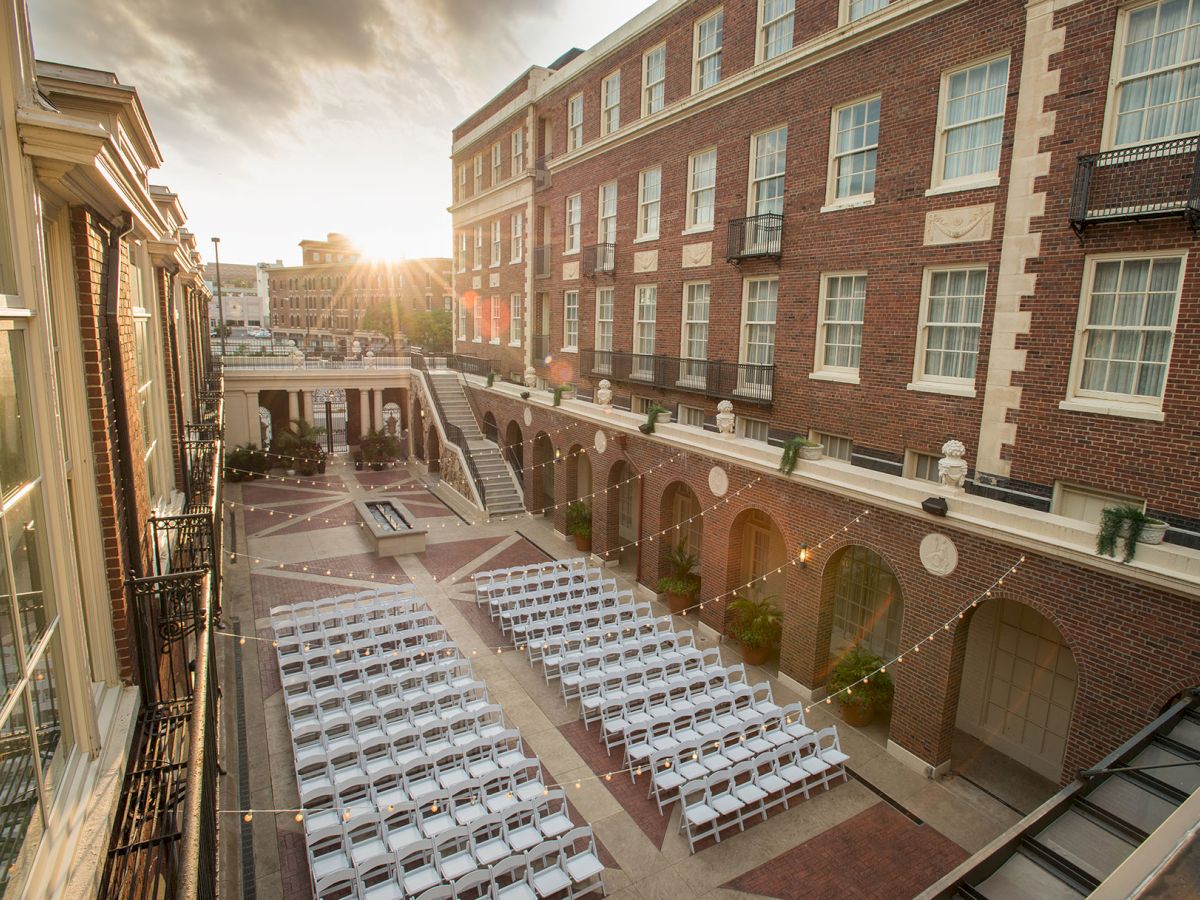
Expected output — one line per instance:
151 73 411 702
276 828 312 900
457 536 553 583
558 720 672 850
722 802 968 900
249 571 353 622
243 500 340 536
241 482 344 504
354 469 415 489
403 500 460 519
276 550 411 581
420 535 509 581
269 501 363 535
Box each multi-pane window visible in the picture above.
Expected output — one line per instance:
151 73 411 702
473 226 483 269
473 154 483 192
909 451 941 483
458 297 468 339
457 163 467 199
678 404 705 428
638 168 662 239
643 44 666 115
741 277 777 390
473 297 483 340
595 287 614 373
831 97 880 200
633 284 657 377
510 293 524 345
457 232 467 272
602 70 621 135
490 220 502 266
511 128 524 171
937 57 1010 184
491 295 502 343
565 194 582 252
563 290 579 349
598 182 618 244
818 273 866 373
814 431 853 462
761 0 795 61
568 94 584 150
681 282 710 386
751 127 788 216
829 545 904 659
1075 256 1181 401
511 211 524 262
739 417 770 443
1113 1 1200 146
491 143 503 184
695 10 724 91
687 149 717 229
848 0 889 22
920 268 987 383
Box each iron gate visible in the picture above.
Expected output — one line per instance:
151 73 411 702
313 387 348 453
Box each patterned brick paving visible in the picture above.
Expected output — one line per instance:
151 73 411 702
276 828 312 900
723 802 968 900
277 551 411 581
420 536 508 581
458 537 553 584
243 499 340 536
240 482 343 504
403 500 460 519
270 501 362 535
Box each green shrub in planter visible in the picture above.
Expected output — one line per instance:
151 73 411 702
827 645 893 726
1097 504 1169 563
656 541 700 614
726 593 782 665
566 500 592 550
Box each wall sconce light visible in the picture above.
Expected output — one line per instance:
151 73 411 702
797 545 809 568
520 391 531 400
922 497 948 517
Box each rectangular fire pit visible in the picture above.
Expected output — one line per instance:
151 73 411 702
355 498 428 557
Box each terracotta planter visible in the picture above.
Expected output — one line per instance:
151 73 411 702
667 592 692 615
739 642 770 666
838 702 874 728
573 533 592 552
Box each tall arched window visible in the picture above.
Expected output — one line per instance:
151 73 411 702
827 545 904 659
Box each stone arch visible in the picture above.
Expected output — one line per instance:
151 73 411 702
821 545 906 669
482 411 499 443
657 480 703 583
504 420 524 471
530 431 555 513
724 506 788 601
565 445 591 502
411 398 426 460
426 425 441 474
602 459 640 572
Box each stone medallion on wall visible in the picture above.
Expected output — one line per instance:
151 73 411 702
523 407 532 427
594 430 607 455
708 466 729 498
920 533 959 577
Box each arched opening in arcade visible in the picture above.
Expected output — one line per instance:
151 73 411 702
426 425 441 474
657 481 703 582
531 432 555 513
725 507 787 671
604 459 640 577
482 411 499 444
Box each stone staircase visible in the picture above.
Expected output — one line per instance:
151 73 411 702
425 369 526 516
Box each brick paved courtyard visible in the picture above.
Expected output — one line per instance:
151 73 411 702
218 459 1024 900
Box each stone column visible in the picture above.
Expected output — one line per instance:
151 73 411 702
288 389 300 423
359 389 370 436
373 389 384 430
302 390 313 424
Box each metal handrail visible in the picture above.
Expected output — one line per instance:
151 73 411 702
726 213 784 261
583 243 616 277
580 349 774 403
410 353 488 507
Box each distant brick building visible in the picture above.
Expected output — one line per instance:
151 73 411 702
449 0 1200 786
267 232 451 353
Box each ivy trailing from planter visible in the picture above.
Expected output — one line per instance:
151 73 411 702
639 403 667 435
779 437 804 475
552 386 566 407
1096 504 1165 563
486 372 495 387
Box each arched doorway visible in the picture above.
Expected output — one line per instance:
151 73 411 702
824 546 905 663
659 481 702 578
427 426 441 474
312 387 348 453
955 598 1078 785
382 402 402 437
531 432 554 513
412 402 425 460
258 406 273 448
482 412 499 444
727 507 787 601
605 460 640 572
504 421 524 493
566 445 591 501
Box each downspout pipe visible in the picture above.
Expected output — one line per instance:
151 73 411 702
102 212 143 581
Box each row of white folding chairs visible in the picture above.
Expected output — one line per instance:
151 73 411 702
567 647 724 705
270 584 419 623
595 669 754 728
280 638 459 703
498 584 620 636
276 607 440 656
531 614 674 668
278 616 444 676
676 728 850 852
554 632 699 691
478 565 601 608
273 593 425 639
472 556 589 596
519 601 648 656
487 569 611 618
624 701 786 778
598 679 764 749
581 664 741 726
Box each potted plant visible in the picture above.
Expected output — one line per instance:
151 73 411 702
638 403 668 435
1097 504 1169 563
726 593 782 666
275 418 325 477
486 372 496 387
657 541 700 615
826 645 894 728
566 500 593 552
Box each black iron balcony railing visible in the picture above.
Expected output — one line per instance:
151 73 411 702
535 155 551 190
582 243 616 277
531 334 551 362
726 213 783 262
1070 136 1200 238
581 349 774 403
100 386 223 900
454 354 493 378
533 245 551 279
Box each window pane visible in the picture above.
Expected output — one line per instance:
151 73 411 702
7 485 52 653
0 701 41 898
0 332 33 499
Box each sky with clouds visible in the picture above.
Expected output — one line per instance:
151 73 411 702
27 0 651 265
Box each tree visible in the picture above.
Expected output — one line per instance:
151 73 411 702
407 310 452 352
361 300 407 339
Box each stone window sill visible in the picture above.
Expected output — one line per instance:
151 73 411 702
906 380 976 398
1058 397 1165 422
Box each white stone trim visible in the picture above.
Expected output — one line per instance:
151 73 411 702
886 738 949 779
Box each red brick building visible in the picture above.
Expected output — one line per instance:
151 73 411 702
450 0 1200 785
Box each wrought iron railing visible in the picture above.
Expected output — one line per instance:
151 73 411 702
534 155 551 190
504 443 524 488
1069 136 1200 237
531 335 550 362
726 213 784 262
410 352 488 507
533 245 551 279
219 355 409 370
582 243 616 277
580 349 774 403
455 355 492 378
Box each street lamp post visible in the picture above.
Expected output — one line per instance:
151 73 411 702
212 236 227 356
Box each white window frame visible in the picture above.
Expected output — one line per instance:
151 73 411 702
510 293 524 346
1104 1 1200 150
909 265 988 397
813 271 866 383
1060 250 1184 421
680 280 710 388
472 297 483 343
1053 482 1146 524
473 154 483 193
457 232 468 273
511 128 525 172
637 167 662 241
747 125 788 217
563 290 580 351
633 284 657 378
738 276 777 396
643 44 667 116
825 95 881 209
473 225 483 270
677 404 705 428
568 93 584 151
929 54 1010 193
812 430 853 461
491 142 503 185
597 181 618 245
601 70 621 136
693 9 724 93
905 449 941 483
457 163 467 199
758 0 795 63
739 416 770 443
490 295 502 344
490 220 502 267
686 148 717 232
842 0 890 25
510 211 524 263
594 287 614 373
565 194 582 254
